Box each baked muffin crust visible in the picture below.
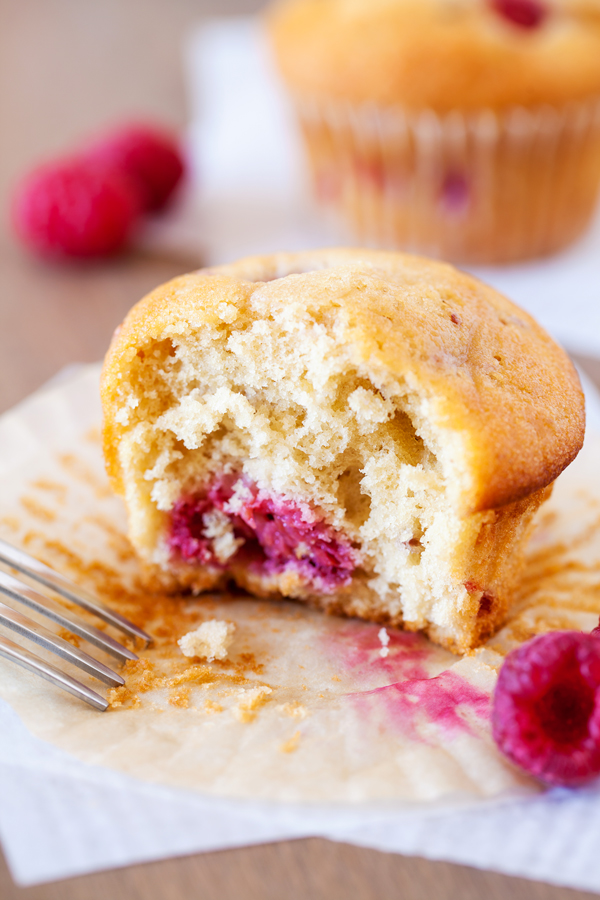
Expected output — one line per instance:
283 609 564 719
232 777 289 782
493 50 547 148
104 249 583 512
101 249 584 652
268 0 600 111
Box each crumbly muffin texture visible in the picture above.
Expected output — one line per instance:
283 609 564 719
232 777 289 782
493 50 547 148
101 249 584 653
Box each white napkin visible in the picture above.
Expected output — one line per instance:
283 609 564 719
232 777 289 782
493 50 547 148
3 683 600 892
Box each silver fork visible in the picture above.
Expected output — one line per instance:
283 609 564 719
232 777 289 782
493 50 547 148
0 538 151 711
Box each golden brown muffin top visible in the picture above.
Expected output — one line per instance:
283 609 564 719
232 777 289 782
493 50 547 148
102 249 585 514
267 0 600 111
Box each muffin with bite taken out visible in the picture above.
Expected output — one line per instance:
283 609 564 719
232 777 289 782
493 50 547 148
101 249 584 653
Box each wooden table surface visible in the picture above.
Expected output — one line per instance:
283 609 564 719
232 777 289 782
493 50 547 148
1 2 600 897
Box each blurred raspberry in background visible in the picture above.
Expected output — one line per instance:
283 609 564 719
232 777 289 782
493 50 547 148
84 124 185 213
11 123 185 260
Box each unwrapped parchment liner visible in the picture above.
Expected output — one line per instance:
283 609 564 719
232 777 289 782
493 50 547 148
294 95 600 263
2 365 600 887
1 362 600 804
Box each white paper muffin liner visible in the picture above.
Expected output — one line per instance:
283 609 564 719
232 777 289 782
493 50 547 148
295 95 600 264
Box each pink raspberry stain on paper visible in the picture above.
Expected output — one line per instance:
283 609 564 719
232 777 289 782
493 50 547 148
323 620 490 742
320 620 445 694
337 623 431 680
353 670 491 744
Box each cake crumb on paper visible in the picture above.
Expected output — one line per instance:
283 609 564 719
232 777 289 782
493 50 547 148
276 702 308 720
169 665 215 687
378 627 390 658
169 687 191 709
178 620 236 661
232 685 272 723
280 731 301 754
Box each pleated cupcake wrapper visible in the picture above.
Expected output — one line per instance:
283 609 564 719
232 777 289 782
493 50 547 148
295 96 600 264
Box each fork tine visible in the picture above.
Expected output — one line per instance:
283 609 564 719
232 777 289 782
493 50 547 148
0 632 108 711
0 569 137 663
0 599 125 687
0 538 151 644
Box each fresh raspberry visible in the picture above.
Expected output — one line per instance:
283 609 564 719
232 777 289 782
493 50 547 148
492 631 600 786
12 160 139 259
490 0 548 29
85 124 184 212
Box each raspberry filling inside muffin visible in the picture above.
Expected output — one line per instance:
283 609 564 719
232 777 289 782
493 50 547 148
169 477 358 592
439 172 470 216
490 0 548 29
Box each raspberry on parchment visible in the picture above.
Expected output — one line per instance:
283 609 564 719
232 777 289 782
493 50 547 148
492 627 600 787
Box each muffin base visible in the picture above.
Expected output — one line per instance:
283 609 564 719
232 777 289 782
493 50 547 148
296 96 600 264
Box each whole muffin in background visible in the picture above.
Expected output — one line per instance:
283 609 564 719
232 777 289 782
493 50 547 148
267 0 600 264
101 249 585 653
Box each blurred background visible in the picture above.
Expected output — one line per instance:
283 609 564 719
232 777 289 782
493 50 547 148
3 0 600 418
0 0 263 413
